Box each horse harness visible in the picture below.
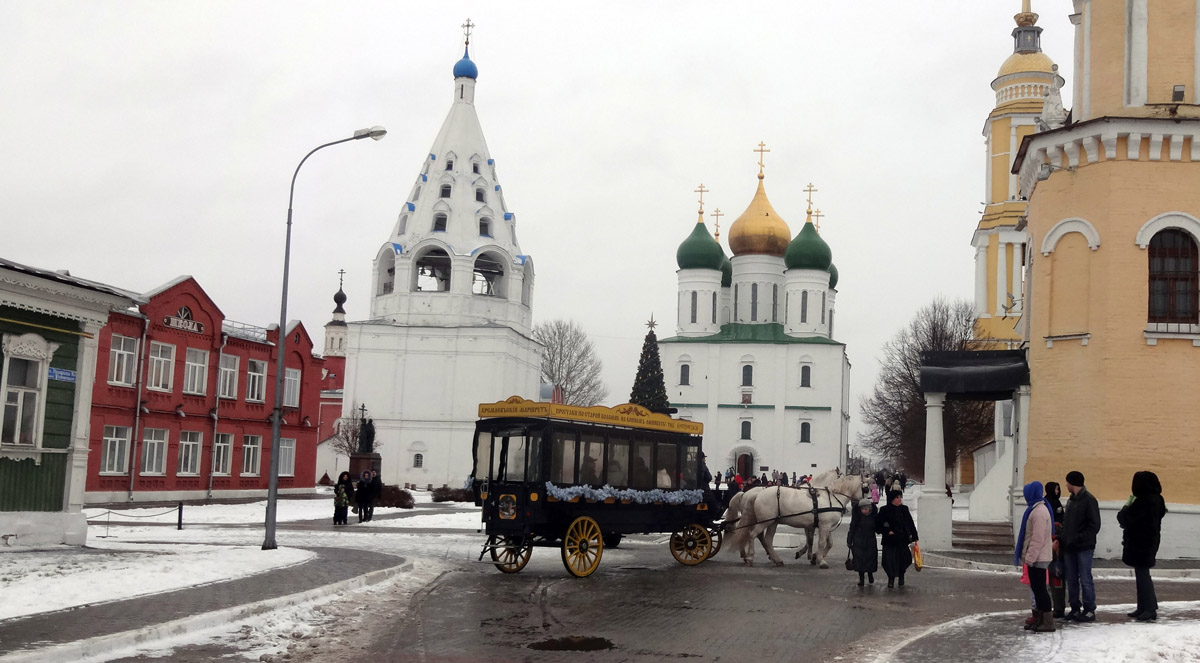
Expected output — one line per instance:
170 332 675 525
732 485 852 531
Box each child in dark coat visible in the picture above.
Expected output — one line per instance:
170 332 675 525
333 484 350 525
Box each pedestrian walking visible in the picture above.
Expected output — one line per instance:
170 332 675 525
355 470 373 523
1117 470 1167 622
1058 470 1101 622
1015 481 1056 632
333 484 350 525
1044 481 1067 617
367 469 383 521
876 490 918 588
336 471 356 503
847 498 879 586
870 481 881 505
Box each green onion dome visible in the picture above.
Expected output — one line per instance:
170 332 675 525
676 215 725 270
784 218 833 271
828 262 839 289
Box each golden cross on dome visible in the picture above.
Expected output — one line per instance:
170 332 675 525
711 208 724 241
646 314 657 331
462 18 475 45
694 183 709 211
803 183 818 206
754 141 770 174
813 209 824 232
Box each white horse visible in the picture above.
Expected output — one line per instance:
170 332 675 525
732 471 861 568
722 486 776 559
793 471 871 564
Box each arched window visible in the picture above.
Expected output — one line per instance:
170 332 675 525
1148 229 1198 324
800 422 811 443
472 162 480 174
472 251 507 297
690 291 697 323
742 364 753 386
751 283 758 321
712 291 717 324
740 421 752 440
476 188 485 202
801 291 809 323
479 218 491 236
821 291 827 324
432 214 447 232
412 187 420 201
733 285 739 322
440 184 452 198
414 248 452 292
801 364 812 387
445 160 453 171
679 364 690 385
414 453 424 468
398 214 407 235
772 284 779 322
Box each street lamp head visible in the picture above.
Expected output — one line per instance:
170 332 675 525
354 126 388 141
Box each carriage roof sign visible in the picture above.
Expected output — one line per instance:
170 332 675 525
478 397 704 435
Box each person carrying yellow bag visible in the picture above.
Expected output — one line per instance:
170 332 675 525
911 541 923 571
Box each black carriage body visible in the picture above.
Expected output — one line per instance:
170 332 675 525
470 416 713 544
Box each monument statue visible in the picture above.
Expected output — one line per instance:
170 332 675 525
359 417 376 454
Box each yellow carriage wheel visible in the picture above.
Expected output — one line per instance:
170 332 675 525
560 516 604 578
488 534 532 574
708 526 723 557
669 524 712 566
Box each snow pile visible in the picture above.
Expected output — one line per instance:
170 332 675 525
0 543 313 620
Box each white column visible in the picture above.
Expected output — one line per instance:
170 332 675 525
1127 0 1148 107
996 241 1008 315
922 392 952 550
975 244 989 316
1010 242 1023 313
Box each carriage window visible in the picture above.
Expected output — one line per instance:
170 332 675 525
578 434 604 485
656 442 678 489
631 440 654 489
551 431 577 484
681 446 699 490
607 437 630 487
525 431 543 482
473 431 493 479
504 431 529 482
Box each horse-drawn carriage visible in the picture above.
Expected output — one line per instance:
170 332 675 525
470 397 721 577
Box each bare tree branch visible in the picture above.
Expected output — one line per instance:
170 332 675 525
858 298 995 479
532 319 610 406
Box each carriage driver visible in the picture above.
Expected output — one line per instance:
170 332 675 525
699 453 723 512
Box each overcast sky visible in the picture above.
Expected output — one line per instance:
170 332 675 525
2 1 1075 451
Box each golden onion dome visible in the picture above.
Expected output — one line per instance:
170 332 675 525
997 51 1054 78
728 173 791 257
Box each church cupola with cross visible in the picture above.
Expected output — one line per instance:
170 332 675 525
324 269 349 359
675 185 724 337
369 19 534 332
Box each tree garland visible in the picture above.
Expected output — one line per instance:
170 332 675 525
544 481 703 505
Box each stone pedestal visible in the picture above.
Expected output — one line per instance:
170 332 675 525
919 494 953 551
349 453 381 480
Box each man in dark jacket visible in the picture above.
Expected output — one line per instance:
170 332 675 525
1057 470 1101 621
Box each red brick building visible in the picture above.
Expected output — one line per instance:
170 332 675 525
86 276 324 502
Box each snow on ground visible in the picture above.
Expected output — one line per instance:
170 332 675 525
359 509 481 529
0 543 313 620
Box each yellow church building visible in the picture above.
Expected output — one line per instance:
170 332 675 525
1005 0 1200 558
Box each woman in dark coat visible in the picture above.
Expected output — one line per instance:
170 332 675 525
336 471 356 503
1044 481 1067 617
876 490 918 588
847 498 879 586
355 470 373 523
1117 471 1167 621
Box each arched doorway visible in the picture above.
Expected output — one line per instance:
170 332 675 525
736 453 754 479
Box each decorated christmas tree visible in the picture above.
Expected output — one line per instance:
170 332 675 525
629 316 672 414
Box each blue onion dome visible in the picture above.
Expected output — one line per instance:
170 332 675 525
453 47 478 79
720 253 733 287
827 263 839 289
676 216 725 270
784 219 833 271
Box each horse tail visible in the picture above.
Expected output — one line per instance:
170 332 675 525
729 493 760 554
721 491 744 531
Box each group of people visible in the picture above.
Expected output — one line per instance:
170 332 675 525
845 488 919 588
1014 469 1167 632
711 468 815 492
333 469 383 525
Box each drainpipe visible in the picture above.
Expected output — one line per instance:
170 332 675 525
128 316 150 501
206 333 229 501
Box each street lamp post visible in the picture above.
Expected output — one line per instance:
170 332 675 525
263 126 386 550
